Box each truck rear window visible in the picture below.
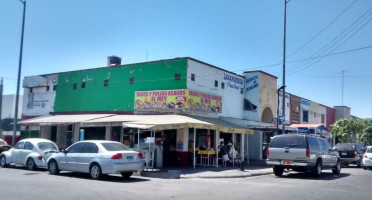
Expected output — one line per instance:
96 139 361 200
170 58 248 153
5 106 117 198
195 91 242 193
269 135 306 148
334 143 354 151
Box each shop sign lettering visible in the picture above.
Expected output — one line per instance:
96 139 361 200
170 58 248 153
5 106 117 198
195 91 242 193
134 89 222 113
245 75 259 92
223 73 243 91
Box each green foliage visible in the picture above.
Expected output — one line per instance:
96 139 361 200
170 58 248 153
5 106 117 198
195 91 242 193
331 118 372 144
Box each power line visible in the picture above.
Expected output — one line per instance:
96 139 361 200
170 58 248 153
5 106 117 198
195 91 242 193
286 6 372 75
286 0 359 59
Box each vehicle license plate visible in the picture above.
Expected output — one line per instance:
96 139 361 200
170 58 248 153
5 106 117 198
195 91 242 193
282 160 292 165
342 153 347 156
127 156 133 160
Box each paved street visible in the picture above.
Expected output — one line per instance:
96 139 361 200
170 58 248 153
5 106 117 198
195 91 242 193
0 166 371 200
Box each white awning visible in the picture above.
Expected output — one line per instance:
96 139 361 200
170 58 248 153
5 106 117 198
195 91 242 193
19 114 114 126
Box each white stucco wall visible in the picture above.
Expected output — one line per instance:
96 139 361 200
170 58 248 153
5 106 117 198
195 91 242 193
187 59 244 119
22 75 58 117
278 91 290 125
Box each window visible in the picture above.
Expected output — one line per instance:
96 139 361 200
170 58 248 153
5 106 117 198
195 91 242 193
191 73 195 81
314 112 316 118
53 85 57 91
67 143 84 153
38 142 58 151
215 80 218 87
46 85 50 91
101 142 131 151
81 143 99 153
303 110 309 122
175 73 181 80
221 82 225 89
104 79 109 87
321 114 325 123
240 88 243 94
81 82 86 88
307 136 320 150
29 88 33 93
24 142 33 150
269 135 306 148
73 83 77 89
15 142 24 149
129 77 134 84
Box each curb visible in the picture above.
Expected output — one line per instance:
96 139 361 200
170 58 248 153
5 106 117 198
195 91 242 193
180 171 273 179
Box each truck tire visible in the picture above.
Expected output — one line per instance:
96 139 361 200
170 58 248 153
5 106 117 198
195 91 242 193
311 160 322 177
273 166 284 177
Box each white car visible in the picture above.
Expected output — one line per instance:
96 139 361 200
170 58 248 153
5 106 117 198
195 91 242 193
362 146 372 170
0 138 59 170
47 140 144 180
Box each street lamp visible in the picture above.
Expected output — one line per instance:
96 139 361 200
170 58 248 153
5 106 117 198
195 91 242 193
281 0 290 135
12 0 26 145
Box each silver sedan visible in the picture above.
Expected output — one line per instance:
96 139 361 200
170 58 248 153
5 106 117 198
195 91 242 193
47 140 144 180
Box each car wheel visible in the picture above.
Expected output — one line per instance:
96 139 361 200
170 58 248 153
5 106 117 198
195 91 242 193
312 160 322 177
273 166 284 177
48 160 60 175
363 166 367 170
27 158 36 170
0 155 8 168
121 172 133 179
332 160 341 174
90 163 102 180
357 160 362 168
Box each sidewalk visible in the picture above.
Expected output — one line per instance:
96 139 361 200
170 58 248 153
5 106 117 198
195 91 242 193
140 160 273 179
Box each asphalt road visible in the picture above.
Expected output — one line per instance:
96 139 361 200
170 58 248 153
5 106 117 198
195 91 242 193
0 165 371 200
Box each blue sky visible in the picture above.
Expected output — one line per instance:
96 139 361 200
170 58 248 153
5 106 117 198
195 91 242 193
1 0 371 118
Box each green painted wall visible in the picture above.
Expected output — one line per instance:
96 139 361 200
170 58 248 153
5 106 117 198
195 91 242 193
54 59 188 112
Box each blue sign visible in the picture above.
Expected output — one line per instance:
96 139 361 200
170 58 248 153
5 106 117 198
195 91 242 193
297 127 309 133
79 129 85 141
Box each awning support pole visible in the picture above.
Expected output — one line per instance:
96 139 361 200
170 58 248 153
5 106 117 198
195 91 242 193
193 128 196 169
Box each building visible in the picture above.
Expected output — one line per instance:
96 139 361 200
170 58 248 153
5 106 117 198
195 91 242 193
0 94 23 143
19 56 357 167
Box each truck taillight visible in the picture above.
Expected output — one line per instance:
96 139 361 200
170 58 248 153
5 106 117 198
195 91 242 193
306 149 310 158
266 148 269 158
111 153 123 160
354 151 358 157
365 154 368 158
138 152 143 158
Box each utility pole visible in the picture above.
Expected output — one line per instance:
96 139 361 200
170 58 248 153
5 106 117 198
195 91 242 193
282 0 289 135
342 70 345 106
0 78 3 139
12 0 26 145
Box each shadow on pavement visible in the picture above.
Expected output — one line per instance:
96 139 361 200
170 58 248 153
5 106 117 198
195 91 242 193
52 172 150 183
278 171 350 180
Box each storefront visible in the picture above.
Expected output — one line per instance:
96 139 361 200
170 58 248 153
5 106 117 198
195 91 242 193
20 114 253 169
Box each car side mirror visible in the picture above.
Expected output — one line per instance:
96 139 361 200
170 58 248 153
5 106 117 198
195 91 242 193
62 149 67 154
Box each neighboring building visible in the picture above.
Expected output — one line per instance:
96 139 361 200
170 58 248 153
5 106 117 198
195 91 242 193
1 94 23 119
300 98 311 124
278 91 290 125
334 106 351 121
289 94 301 124
0 94 22 143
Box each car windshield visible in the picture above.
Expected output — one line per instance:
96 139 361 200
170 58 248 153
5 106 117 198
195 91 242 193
269 135 306 148
38 142 58 152
0 140 6 145
101 142 131 151
367 148 372 153
335 143 354 151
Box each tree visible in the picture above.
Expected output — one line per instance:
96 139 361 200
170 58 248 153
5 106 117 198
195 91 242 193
331 118 364 143
360 119 372 144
